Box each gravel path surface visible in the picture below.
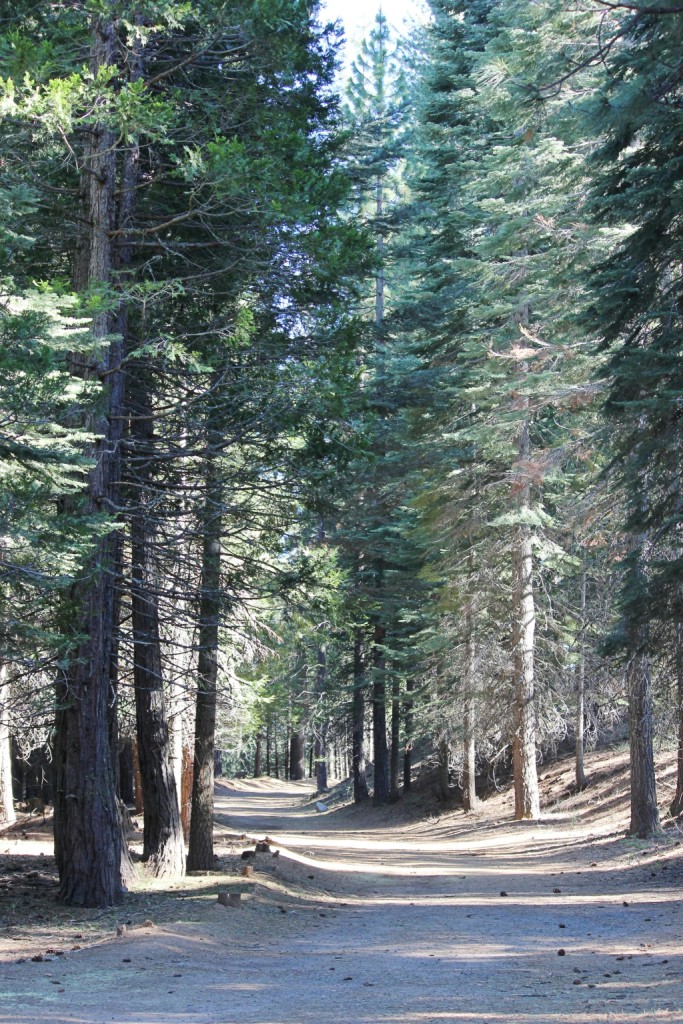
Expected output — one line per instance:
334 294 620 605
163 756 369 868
2 773 682 1024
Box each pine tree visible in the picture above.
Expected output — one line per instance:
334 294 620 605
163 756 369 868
582 5 683 836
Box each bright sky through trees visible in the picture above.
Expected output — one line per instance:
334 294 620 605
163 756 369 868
321 0 427 59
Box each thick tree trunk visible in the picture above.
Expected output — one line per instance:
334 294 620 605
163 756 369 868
389 674 400 802
670 622 683 817
372 623 389 806
0 665 15 826
462 595 478 812
511 412 540 821
627 626 660 837
187 424 222 871
289 731 306 781
352 630 369 802
53 14 128 906
575 569 588 792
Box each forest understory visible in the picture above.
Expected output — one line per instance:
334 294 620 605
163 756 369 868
1 744 682 1023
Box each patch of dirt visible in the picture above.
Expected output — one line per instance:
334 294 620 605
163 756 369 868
2 745 682 1023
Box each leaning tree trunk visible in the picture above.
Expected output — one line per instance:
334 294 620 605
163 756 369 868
511 410 540 821
352 630 369 802
187 422 223 872
53 13 129 907
0 664 15 826
372 622 389 806
627 624 660 837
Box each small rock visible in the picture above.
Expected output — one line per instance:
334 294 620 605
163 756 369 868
557 949 566 956
315 802 328 813
272 850 280 858
553 888 561 894
142 920 154 928
116 925 127 937
31 955 44 962
559 924 566 928
218 892 241 908
241 865 254 877
499 891 508 897
623 901 629 907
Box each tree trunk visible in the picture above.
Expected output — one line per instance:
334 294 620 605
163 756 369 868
254 734 263 777
118 738 135 807
133 739 144 815
372 623 389 806
314 729 329 792
575 568 588 792
511 411 540 821
389 674 400 802
169 681 184 817
462 593 478 812
53 14 128 906
437 736 451 802
0 665 15 826
266 718 272 777
274 728 280 779
402 678 414 794
187 416 222 871
315 646 329 792
181 745 193 840
627 626 660 837
352 630 369 802
670 622 683 817
129 368 184 877
289 731 306 781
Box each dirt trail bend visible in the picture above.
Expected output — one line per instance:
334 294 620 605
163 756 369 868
2 777 682 1024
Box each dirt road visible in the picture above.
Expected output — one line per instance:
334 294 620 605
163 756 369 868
2 771 682 1023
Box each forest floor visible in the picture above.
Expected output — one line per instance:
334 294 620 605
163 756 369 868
1 744 683 1023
